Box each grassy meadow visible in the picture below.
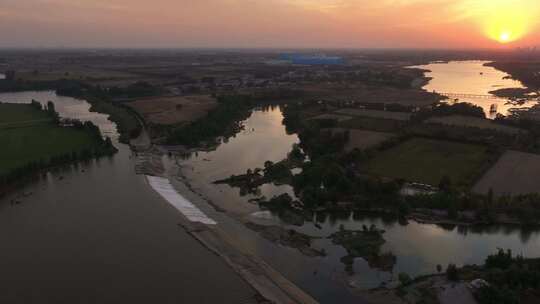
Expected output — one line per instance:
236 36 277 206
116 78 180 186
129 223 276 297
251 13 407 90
364 137 489 186
0 103 103 176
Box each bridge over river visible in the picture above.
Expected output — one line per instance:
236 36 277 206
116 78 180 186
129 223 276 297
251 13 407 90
437 92 507 100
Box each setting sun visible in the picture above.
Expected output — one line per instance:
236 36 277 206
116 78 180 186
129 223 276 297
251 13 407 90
474 0 539 44
498 32 511 43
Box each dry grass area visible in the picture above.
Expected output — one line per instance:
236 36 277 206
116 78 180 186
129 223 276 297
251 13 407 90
335 108 412 121
330 128 394 151
473 150 540 196
426 115 522 134
128 95 217 125
309 113 352 122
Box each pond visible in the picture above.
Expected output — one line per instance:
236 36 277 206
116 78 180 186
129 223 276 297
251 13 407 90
414 60 533 118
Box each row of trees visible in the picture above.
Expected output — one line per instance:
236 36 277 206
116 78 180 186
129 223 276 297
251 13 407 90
0 145 114 187
412 101 486 122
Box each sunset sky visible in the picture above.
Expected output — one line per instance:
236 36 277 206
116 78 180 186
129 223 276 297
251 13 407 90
1 0 539 48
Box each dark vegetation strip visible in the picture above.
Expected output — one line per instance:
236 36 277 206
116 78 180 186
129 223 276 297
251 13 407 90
165 95 255 147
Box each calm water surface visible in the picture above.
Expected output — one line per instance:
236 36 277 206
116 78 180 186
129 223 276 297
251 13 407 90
414 61 533 118
0 91 258 303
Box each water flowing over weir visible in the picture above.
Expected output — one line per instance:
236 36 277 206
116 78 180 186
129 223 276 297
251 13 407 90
146 175 217 225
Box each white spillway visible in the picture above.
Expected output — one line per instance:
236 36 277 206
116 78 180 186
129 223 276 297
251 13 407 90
146 175 217 225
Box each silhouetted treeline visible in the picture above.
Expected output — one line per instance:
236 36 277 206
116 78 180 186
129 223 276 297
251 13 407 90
0 76 159 99
412 102 486 121
0 143 115 187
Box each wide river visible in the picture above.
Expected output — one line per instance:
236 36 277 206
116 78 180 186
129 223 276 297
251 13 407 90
3 84 540 303
0 91 259 303
413 60 533 118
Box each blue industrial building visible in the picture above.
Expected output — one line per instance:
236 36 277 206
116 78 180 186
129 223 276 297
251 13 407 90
279 53 344 65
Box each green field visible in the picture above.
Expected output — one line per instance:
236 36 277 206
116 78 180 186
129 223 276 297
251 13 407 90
0 104 104 176
364 137 489 186
0 103 52 127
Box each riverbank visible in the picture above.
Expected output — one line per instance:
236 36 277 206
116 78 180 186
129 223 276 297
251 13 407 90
86 95 142 144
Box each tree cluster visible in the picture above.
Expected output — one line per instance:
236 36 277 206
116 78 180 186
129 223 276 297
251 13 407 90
166 95 254 146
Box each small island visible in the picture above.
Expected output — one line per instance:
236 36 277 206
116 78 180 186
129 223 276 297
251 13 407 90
329 225 396 273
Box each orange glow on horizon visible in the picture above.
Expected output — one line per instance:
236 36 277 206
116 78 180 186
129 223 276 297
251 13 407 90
1 0 540 48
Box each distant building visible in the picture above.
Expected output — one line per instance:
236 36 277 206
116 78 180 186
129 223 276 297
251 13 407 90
279 53 344 65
